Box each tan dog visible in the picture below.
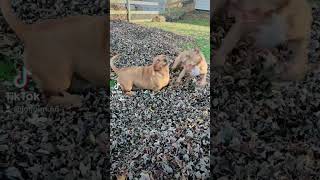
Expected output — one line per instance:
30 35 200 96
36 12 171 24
213 0 312 81
111 55 170 95
172 48 208 86
0 0 108 107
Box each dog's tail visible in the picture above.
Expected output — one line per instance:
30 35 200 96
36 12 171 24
110 54 120 73
0 0 29 39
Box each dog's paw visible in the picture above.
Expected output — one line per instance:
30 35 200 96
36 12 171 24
197 81 207 87
125 91 134 96
48 92 82 108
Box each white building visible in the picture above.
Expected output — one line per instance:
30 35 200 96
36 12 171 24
195 0 210 11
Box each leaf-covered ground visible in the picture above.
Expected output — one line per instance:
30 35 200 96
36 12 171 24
0 1 110 179
110 21 210 179
211 4 320 179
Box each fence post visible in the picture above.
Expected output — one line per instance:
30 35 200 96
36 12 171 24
126 0 131 22
159 0 166 13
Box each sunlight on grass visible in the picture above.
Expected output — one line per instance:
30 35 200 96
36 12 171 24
139 19 210 63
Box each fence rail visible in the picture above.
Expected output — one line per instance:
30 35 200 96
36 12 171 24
110 0 161 22
110 10 159 15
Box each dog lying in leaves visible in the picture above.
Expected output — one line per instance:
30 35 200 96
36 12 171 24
110 54 170 95
0 0 108 107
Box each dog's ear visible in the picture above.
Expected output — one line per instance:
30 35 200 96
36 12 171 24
153 61 161 71
152 57 161 71
194 48 200 54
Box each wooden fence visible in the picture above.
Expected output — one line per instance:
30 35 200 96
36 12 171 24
110 0 192 22
110 0 161 22
166 0 184 8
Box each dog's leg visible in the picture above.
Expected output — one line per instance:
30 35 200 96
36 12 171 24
176 68 187 84
47 91 82 107
172 56 182 70
280 39 309 81
69 75 93 93
213 22 244 67
42 88 82 108
30 70 82 107
153 87 162 92
119 81 133 96
197 74 207 87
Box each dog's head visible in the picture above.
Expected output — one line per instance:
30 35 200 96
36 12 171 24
152 55 168 71
184 48 203 71
176 50 188 61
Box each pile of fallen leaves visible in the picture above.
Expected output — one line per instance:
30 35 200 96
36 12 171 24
211 5 320 179
110 21 210 179
0 1 110 179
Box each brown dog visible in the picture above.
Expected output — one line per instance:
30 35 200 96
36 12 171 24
172 48 208 86
213 0 312 81
0 0 108 107
111 54 170 95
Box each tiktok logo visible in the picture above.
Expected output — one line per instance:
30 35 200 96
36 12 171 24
5 66 41 102
14 66 31 88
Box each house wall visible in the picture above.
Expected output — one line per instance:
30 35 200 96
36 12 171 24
195 0 209 11
112 0 194 13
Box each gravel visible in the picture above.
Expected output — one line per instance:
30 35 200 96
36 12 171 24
110 21 210 179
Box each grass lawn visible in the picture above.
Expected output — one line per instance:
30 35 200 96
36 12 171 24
138 13 210 63
1 13 210 86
